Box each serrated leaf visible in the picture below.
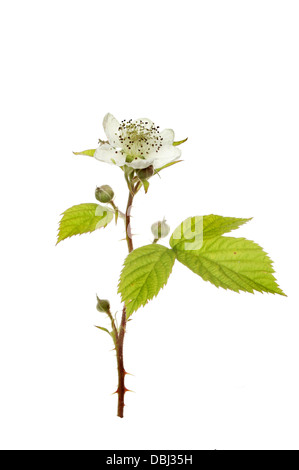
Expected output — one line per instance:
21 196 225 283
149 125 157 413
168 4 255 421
173 236 286 296
118 244 176 317
170 214 252 251
73 149 96 157
57 203 113 244
173 138 188 146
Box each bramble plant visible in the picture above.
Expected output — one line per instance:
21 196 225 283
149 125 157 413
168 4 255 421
57 113 286 418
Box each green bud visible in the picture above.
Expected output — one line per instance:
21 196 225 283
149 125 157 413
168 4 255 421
137 165 154 180
151 219 170 239
95 185 114 203
96 296 110 313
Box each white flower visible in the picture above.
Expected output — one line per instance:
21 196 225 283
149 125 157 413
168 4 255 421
94 113 181 170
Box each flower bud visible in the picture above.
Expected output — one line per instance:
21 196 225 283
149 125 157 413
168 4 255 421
136 165 154 180
151 219 170 239
96 296 110 313
95 185 114 203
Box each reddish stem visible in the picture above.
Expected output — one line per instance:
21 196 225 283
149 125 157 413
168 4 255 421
116 305 127 418
116 189 134 418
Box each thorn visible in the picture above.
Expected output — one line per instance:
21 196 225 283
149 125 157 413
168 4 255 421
124 371 134 377
112 387 134 395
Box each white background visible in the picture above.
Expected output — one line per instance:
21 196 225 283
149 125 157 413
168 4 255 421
0 0 298 450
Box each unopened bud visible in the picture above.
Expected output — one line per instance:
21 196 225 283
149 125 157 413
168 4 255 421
137 165 154 180
151 219 170 239
95 185 114 203
96 296 110 313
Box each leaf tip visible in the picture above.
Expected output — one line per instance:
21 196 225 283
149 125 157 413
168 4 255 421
173 137 188 146
278 289 287 297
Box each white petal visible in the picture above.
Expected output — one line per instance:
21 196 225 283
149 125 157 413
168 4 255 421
160 128 175 145
103 113 121 146
94 143 126 166
126 156 155 169
151 145 181 169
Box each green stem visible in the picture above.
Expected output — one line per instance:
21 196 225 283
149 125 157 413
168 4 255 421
125 191 134 254
109 200 125 220
106 310 119 344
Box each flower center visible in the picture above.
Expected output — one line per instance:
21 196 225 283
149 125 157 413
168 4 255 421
117 120 163 160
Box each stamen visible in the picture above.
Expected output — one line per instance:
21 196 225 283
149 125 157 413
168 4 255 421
117 119 163 161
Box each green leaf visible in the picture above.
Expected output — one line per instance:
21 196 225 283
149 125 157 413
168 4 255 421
110 329 117 344
95 325 111 335
173 138 188 146
142 179 150 193
118 244 176 317
114 208 119 225
57 203 113 244
173 236 286 296
155 160 183 173
73 149 96 157
170 214 252 251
